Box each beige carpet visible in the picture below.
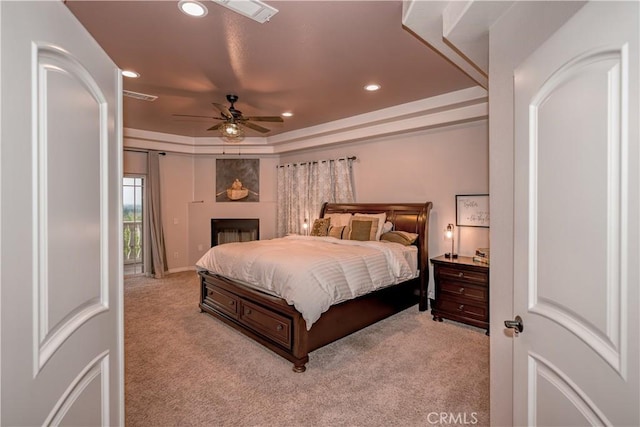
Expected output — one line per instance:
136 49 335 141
124 271 489 426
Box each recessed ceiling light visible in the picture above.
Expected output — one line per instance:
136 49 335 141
178 0 208 17
122 70 140 78
364 84 381 91
282 112 293 117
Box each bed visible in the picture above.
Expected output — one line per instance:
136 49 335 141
197 202 433 372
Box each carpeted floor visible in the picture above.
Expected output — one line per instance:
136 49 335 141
124 271 489 426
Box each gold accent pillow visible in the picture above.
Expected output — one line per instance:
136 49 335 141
310 218 331 237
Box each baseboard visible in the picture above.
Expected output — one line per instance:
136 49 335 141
167 266 197 274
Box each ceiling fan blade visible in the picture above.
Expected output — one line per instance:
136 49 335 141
244 116 284 123
212 102 233 119
241 121 270 133
172 114 222 120
207 123 224 131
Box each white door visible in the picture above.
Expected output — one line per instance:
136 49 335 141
513 2 638 425
1 2 123 425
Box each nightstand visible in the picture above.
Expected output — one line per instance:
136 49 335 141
430 255 490 335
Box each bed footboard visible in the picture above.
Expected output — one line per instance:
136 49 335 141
199 271 310 372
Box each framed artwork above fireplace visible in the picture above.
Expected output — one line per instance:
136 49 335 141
216 159 260 202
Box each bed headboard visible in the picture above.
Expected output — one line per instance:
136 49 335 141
320 202 433 311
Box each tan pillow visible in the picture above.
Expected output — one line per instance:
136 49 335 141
310 218 331 236
349 218 379 241
323 213 352 227
328 225 347 239
380 230 419 246
353 213 386 240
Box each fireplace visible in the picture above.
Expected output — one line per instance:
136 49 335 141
211 218 259 247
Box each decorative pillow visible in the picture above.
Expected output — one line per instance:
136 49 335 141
323 213 352 228
353 213 386 240
348 218 379 241
382 221 394 234
380 230 419 246
310 218 331 237
328 225 347 239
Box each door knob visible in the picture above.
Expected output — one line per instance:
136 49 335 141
504 315 524 333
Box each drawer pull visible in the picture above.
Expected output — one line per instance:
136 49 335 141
229 300 235 306
458 272 464 278
459 287 465 294
245 308 252 315
207 289 213 296
458 304 464 311
276 324 283 331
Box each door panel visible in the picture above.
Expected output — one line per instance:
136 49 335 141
529 46 625 372
513 2 638 425
531 355 603 426
45 353 109 426
1 2 122 425
36 43 110 374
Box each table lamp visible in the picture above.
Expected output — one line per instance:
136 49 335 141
445 223 458 259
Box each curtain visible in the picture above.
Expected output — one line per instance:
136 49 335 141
276 157 355 236
147 151 167 278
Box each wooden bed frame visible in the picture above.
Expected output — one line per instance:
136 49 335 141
198 202 433 372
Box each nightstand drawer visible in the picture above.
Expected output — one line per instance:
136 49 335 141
438 297 487 322
439 266 487 286
439 281 487 303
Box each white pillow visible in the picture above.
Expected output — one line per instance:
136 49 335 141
382 221 394 234
324 213 352 228
353 212 386 240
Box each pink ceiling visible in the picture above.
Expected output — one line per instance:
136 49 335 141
66 1 477 138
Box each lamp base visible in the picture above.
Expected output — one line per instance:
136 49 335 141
444 252 458 259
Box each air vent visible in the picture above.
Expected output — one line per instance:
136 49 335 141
123 90 158 102
212 0 278 23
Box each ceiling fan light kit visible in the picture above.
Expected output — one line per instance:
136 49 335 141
211 0 278 23
220 122 244 140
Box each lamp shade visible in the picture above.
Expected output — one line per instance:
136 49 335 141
445 223 454 239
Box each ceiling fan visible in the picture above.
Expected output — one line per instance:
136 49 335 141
173 94 284 139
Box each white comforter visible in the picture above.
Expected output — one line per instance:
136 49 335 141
195 235 418 330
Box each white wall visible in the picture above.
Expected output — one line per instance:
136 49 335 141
279 120 490 260
123 151 147 175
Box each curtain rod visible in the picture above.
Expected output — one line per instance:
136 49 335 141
124 148 166 155
276 156 356 168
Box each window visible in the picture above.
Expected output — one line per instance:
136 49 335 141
123 176 144 275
